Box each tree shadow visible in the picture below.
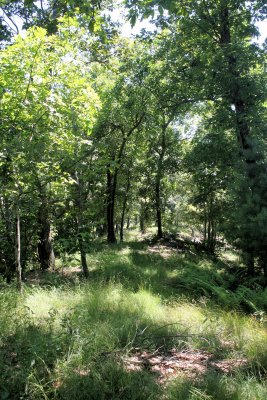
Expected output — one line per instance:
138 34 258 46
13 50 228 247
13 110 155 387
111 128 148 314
1 273 266 399
56 356 161 400
0 323 71 399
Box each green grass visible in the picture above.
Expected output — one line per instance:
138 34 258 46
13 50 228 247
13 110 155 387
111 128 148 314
0 240 266 399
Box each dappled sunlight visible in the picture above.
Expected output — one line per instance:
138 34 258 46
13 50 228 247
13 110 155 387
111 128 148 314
25 287 83 320
118 246 132 255
166 303 206 331
1 242 267 399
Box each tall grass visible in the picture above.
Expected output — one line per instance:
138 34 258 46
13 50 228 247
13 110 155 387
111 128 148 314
0 241 266 399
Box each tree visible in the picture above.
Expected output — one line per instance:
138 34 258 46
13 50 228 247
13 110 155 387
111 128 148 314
184 108 237 252
0 20 101 279
93 40 148 242
0 0 107 40
125 0 267 277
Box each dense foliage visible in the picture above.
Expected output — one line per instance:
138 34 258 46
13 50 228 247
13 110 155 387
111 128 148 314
0 3 266 280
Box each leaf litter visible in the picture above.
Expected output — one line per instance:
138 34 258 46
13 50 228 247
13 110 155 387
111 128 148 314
123 348 248 383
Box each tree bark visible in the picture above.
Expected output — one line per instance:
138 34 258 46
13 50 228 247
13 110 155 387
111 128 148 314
140 214 145 234
37 194 55 271
105 112 145 243
77 233 89 278
155 125 167 238
106 168 117 243
75 171 89 278
218 4 266 270
16 206 23 293
120 175 131 242
155 179 163 239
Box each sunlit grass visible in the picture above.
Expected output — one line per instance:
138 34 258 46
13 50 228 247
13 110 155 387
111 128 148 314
1 241 267 399
25 287 83 320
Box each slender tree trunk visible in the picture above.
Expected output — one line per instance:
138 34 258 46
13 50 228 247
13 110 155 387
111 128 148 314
204 208 207 242
155 180 163 238
126 217 130 230
106 168 117 243
16 207 23 293
1 195 16 282
77 234 89 278
105 113 145 244
155 126 167 239
140 211 146 234
1 158 16 282
75 171 89 278
140 218 145 234
246 253 255 276
206 199 216 254
120 175 131 242
207 218 211 248
260 257 267 286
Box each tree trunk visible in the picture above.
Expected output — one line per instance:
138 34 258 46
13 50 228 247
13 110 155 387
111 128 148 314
219 4 266 269
106 168 117 243
1 195 16 282
260 256 267 286
203 208 207 242
126 217 130 230
78 234 89 278
1 158 16 282
246 253 255 277
37 195 55 271
120 175 131 242
16 207 23 293
155 180 163 239
75 171 89 278
140 213 146 234
155 126 166 239
140 215 146 234
105 114 145 244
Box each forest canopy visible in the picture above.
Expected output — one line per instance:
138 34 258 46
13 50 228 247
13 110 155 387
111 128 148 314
0 0 266 283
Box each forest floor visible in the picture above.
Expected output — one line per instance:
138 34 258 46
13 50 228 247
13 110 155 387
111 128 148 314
0 235 267 399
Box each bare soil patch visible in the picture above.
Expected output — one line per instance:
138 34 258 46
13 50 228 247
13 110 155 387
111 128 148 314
123 348 248 383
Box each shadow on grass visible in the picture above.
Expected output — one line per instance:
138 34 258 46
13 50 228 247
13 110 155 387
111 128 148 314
1 275 266 399
56 358 161 400
86 243 232 305
25 240 267 314
0 323 72 399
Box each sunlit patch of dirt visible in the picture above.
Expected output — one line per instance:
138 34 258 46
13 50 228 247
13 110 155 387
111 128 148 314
210 358 248 373
123 349 248 383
